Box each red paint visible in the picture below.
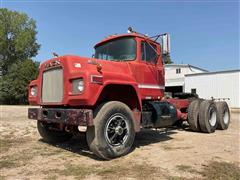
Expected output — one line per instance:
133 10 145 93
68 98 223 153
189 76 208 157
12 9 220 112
28 33 188 123
29 34 164 107
165 98 190 111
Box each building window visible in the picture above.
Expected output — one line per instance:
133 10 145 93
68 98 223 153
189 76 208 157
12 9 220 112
191 88 197 94
176 68 181 74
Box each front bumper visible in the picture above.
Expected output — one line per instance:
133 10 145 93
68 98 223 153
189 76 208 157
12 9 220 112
28 108 93 126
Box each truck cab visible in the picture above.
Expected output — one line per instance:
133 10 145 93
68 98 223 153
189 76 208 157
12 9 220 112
29 33 165 108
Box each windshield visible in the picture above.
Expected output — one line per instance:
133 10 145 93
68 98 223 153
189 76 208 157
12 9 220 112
95 37 136 61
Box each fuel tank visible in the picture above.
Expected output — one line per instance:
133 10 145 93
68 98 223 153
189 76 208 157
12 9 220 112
141 101 177 128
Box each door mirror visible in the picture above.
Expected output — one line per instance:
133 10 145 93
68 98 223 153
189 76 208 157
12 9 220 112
161 33 170 55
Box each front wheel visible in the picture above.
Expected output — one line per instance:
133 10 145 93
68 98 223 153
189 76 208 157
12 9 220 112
86 101 135 160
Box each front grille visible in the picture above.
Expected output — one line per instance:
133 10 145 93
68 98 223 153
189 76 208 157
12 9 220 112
41 68 63 103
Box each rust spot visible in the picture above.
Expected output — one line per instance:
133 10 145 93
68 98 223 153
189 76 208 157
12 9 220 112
28 108 93 126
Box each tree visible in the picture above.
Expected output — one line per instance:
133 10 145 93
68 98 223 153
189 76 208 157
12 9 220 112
0 59 39 104
162 54 173 64
0 8 40 104
0 8 40 75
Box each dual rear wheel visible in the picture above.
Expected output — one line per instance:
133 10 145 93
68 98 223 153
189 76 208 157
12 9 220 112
187 99 230 133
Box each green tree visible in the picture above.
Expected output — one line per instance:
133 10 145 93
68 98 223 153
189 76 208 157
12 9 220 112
0 8 40 75
0 59 39 104
0 8 40 104
162 54 173 64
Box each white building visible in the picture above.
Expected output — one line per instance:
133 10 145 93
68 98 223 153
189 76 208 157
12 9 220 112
164 64 208 94
164 64 240 108
185 70 240 108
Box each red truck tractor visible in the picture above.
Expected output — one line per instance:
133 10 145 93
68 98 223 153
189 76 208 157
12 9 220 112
28 28 230 160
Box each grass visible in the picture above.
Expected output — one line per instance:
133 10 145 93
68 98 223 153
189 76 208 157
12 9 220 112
200 161 240 180
177 165 192 171
41 163 164 179
168 176 188 180
173 161 240 180
0 136 31 169
0 149 35 169
25 141 69 157
59 165 93 178
0 138 67 171
0 137 24 169
0 138 13 152
23 128 31 135
176 165 200 174
0 175 6 180
45 175 58 180
35 147 66 156
0 147 65 170
0 158 17 169
162 145 192 151
57 164 126 178
0 136 29 152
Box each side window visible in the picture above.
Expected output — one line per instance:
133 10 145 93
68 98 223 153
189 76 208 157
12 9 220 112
141 42 157 64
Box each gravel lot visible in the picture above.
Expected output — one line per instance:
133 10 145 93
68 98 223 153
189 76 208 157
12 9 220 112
0 106 239 180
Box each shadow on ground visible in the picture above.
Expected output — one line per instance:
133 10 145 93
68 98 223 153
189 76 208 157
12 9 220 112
39 127 181 160
134 128 176 147
39 133 102 160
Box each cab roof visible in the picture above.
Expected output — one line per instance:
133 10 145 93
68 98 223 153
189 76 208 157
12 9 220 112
94 33 160 48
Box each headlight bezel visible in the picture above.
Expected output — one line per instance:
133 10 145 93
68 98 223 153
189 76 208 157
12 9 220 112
72 78 84 94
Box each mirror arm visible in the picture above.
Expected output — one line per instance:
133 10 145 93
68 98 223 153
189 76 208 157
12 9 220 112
149 33 168 42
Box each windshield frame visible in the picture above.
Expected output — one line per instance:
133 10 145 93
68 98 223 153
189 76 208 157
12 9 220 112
94 37 137 62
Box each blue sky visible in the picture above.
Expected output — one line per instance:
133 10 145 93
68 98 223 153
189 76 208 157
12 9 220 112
1 0 239 71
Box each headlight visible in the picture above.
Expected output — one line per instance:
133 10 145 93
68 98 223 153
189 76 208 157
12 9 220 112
72 78 84 94
30 86 37 97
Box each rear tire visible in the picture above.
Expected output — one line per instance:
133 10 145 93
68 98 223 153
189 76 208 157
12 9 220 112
187 99 202 131
86 101 135 160
37 121 73 143
199 100 218 133
215 101 230 130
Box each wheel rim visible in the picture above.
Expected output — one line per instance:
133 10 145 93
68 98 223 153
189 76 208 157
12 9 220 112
223 110 230 124
208 107 217 127
104 114 129 147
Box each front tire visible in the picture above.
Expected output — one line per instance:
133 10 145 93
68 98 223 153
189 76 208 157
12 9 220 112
37 121 73 143
86 101 135 160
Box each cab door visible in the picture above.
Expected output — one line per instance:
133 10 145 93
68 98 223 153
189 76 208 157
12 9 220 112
138 41 164 99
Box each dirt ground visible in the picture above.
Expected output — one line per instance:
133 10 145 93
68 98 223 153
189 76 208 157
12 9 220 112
0 106 239 180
